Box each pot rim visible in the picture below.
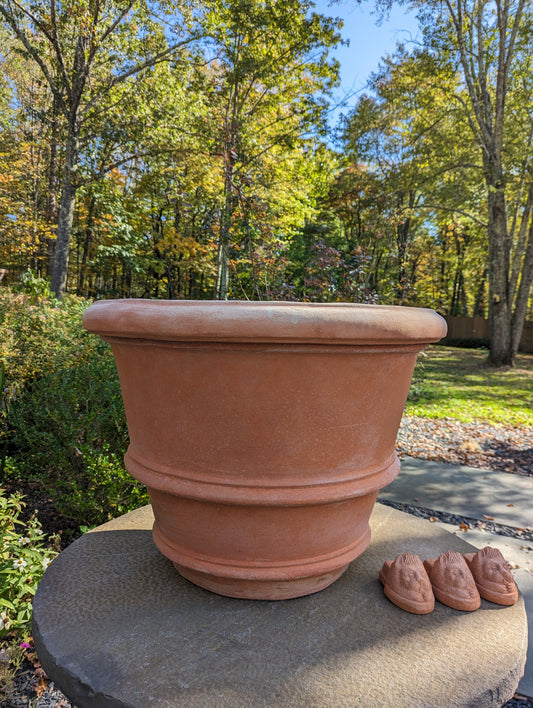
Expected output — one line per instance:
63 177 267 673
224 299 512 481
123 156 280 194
83 299 447 345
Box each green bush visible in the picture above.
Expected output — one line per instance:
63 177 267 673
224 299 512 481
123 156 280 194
0 489 59 701
8 349 126 474
6 350 148 527
0 288 148 531
0 289 97 390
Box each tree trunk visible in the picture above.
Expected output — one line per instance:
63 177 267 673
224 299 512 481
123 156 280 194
43 80 61 276
77 194 96 296
511 212 533 357
487 186 513 365
215 240 230 300
47 93 60 223
51 126 79 298
216 153 235 300
473 268 488 316
166 264 175 299
396 217 411 304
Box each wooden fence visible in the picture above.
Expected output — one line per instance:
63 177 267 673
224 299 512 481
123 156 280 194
444 315 533 354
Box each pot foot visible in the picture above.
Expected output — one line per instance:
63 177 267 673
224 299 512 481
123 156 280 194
172 563 350 600
152 510 373 600
424 551 481 611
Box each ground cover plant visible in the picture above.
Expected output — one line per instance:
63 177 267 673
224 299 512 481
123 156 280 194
407 346 533 427
0 490 58 640
0 489 59 702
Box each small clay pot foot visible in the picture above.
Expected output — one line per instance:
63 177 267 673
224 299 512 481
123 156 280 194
464 547 518 606
379 552 435 614
424 551 480 611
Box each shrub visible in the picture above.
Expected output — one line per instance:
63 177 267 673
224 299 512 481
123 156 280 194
8 348 127 474
0 289 98 390
0 288 148 531
4 336 148 528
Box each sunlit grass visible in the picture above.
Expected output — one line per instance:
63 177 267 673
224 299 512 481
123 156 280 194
405 345 533 427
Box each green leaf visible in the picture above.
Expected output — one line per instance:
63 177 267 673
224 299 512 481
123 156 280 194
0 597 16 610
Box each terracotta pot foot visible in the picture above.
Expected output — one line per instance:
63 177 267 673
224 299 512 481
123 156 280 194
174 563 350 601
424 551 480 611
464 547 518 606
154 516 372 601
379 552 435 614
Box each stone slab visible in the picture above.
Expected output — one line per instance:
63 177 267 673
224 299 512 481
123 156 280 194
379 456 533 529
32 504 527 708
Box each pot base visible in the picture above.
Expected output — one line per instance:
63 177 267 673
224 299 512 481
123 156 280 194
150 491 375 600
173 562 351 600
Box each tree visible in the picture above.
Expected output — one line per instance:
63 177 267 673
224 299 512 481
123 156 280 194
0 0 200 297
339 60 438 305
199 0 342 298
0 51 55 277
339 45 492 308
375 0 533 364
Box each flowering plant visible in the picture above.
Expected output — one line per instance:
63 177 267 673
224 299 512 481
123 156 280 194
0 489 58 639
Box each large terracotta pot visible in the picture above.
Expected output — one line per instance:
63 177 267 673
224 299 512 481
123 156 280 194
83 300 446 600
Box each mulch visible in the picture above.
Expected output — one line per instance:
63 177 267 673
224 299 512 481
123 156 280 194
0 648 71 708
1 415 532 708
397 415 533 477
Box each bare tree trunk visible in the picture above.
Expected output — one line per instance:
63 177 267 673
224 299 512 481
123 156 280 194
511 212 533 357
473 268 488 316
215 240 230 300
395 191 415 304
487 185 513 365
215 159 234 300
77 193 96 295
396 221 409 304
215 61 241 301
51 126 79 298
46 93 60 224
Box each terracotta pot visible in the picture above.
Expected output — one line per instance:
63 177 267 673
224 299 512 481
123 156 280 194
83 300 446 600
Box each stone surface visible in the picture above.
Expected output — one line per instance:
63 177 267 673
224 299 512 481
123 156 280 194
33 504 527 708
380 456 533 529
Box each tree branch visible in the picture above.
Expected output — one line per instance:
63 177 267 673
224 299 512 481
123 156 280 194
0 3 68 115
418 202 487 227
4 0 72 104
81 34 202 118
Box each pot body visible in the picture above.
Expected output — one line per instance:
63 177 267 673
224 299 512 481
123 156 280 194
84 301 446 599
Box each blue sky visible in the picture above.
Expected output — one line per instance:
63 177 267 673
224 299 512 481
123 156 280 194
313 0 420 118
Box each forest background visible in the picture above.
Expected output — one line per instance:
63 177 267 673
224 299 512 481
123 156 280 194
0 0 533 365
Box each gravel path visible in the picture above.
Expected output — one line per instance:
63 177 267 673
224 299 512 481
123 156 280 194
2 415 532 708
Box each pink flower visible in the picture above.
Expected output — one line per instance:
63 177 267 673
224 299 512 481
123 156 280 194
20 642 31 649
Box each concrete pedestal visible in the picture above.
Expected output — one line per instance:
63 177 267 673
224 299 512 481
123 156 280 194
32 504 527 708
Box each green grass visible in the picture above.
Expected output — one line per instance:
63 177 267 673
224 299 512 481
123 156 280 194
406 345 533 428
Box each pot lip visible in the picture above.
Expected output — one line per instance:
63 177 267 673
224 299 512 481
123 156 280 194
83 299 447 345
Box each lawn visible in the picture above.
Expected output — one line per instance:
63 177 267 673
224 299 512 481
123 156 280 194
406 345 533 428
